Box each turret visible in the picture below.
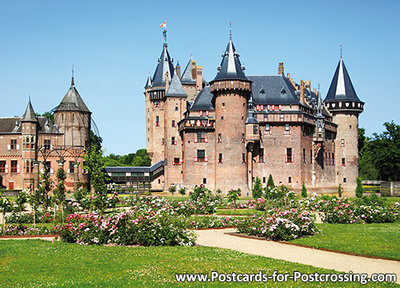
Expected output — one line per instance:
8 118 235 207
53 74 91 148
209 35 252 193
325 55 364 195
245 97 260 142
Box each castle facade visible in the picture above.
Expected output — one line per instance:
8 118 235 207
145 35 364 195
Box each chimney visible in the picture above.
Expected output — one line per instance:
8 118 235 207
196 66 203 91
165 71 169 93
305 80 311 91
278 62 284 75
300 80 305 104
176 64 181 80
191 60 197 80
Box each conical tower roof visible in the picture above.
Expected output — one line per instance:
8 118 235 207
181 57 196 85
325 58 362 103
145 74 152 88
212 37 247 82
55 76 91 113
152 43 174 87
166 69 187 97
21 99 38 122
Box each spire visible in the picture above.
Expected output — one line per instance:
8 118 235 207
246 95 258 124
212 36 247 82
151 42 174 87
181 56 196 84
71 64 75 87
324 56 362 104
145 73 152 88
21 99 38 122
165 68 187 98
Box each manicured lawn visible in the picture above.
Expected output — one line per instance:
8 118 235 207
289 223 400 261
0 240 398 287
385 197 400 206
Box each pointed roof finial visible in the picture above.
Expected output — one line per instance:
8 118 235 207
340 43 343 59
229 21 232 40
71 64 75 87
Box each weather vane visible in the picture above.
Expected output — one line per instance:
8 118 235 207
340 43 343 59
229 21 232 39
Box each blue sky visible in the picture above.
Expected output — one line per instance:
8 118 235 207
0 0 399 155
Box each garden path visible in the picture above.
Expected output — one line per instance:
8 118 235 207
195 228 400 284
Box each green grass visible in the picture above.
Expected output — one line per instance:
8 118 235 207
289 223 400 261
384 197 400 206
0 240 398 287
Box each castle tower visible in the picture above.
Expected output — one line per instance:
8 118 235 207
164 69 187 188
325 56 364 195
54 75 91 148
245 96 259 190
21 100 38 190
209 36 252 193
145 43 174 168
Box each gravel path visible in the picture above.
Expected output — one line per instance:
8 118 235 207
195 228 400 284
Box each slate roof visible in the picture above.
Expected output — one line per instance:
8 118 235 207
190 86 215 111
55 77 91 113
21 100 38 122
181 57 196 85
0 117 62 134
212 38 248 82
105 160 164 173
151 43 174 87
325 58 362 103
165 70 187 97
145 74 152 88
248 76 299 105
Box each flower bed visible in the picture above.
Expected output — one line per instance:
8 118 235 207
54 211 196 246
236 209 316 241
185 216 241 229
0 224 53 236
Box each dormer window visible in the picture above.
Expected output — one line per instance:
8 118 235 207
280 88 286 95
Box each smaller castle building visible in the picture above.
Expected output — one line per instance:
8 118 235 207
0 76 91 191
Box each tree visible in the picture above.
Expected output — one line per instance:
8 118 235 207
355 177 364 198
0 196 11 235
83 143 108 212
15 190 27 214
301 182 307 198
53 168 67 222
338 184 342 197
267 174 275 188
361 121 400 181
227 188 241 209
252 177 262 199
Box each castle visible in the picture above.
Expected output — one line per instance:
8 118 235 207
145 34 364 195
0 76 91 191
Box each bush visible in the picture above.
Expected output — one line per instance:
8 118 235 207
355 177 364 198
252 177 263 199
267 174 275 188
178 187 186 196
338 184 342 197
301 182 307 198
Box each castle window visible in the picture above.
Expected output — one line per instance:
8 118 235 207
258 149 265 163
171 137 177 145
242 153 246 163
218 153 223 163
203 178 207 184
44 139 51 151
10 139 17 150
11 160 18 173
303 148 306 164
343 178 347 183
173 158 180 165
288 177 292 183
253 125 258 135
197 131 206 143
341 139 345 147
222 103 225 107
284 124 291 135
310 149 313 164
342 158 346 166
286 148 293 163
196 150 206 162
263 177 266 184
69 161 75 173
25 161 33 173
175 106 178 111
332 153 335 165
265 124 271 135
349 125 352 129
172 120 176 127
217 133 222 143
241 133 245 143
61 114 64 122
221 116 224 120
156 116 160 127
162 138 165 145
0 161 6 173
72 114 75 122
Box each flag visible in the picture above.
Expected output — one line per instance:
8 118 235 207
160 21 166 28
